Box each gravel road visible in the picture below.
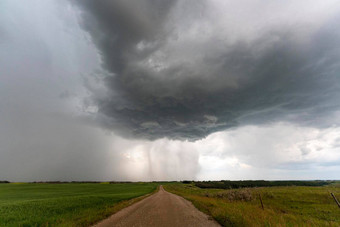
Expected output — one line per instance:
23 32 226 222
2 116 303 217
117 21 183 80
93 185 220 227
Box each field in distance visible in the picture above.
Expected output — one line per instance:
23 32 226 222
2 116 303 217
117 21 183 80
164 182 340 226
0 182 158 226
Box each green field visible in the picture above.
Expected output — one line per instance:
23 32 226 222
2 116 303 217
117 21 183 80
164 183 340 226
0 182 158 226
2 182 340 227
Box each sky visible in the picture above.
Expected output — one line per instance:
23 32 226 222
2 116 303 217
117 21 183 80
1 0 340 181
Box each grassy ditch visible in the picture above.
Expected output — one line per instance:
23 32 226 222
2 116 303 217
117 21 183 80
164 183 340 226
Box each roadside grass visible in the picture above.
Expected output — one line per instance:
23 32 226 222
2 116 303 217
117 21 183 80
0 182 158 226
164 183 340 226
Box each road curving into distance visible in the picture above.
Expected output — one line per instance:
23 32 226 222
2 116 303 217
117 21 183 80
93 185 220 227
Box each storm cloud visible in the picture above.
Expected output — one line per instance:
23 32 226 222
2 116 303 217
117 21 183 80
72 0 340 140
1 0 340 181
0 0 200 181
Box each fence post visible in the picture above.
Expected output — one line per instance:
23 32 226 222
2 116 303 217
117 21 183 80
259 193 264 210
331 193 340 208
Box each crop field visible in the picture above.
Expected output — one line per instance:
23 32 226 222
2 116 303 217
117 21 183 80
0 182 158 226
164 183 340 226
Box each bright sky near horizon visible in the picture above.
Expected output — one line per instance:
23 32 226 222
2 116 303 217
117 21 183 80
1 0 340 181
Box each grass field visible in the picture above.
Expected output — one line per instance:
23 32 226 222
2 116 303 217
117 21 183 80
164 183 340 226
0 182 158 226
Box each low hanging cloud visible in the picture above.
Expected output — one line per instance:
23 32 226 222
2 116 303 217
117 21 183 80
0 0 200 181
72 0 340 140
1 0 340 181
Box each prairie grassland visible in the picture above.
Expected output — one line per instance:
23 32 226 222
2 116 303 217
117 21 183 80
0 182 157 226
164 183 340 226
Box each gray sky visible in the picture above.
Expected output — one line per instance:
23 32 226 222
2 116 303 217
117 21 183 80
1 0 340 181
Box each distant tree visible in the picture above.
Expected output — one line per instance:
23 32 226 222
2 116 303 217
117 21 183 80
194 180 330 189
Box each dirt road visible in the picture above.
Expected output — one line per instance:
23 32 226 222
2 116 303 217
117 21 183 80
94 186 220 227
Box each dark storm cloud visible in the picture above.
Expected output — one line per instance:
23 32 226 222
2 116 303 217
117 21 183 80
0 0 201 181
73 0 340 140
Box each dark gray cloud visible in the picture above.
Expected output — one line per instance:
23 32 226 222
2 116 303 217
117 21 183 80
73 0 340 140
0 0 201 181
1 0 340 181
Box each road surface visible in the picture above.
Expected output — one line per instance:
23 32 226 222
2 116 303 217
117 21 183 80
94 185 220 227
